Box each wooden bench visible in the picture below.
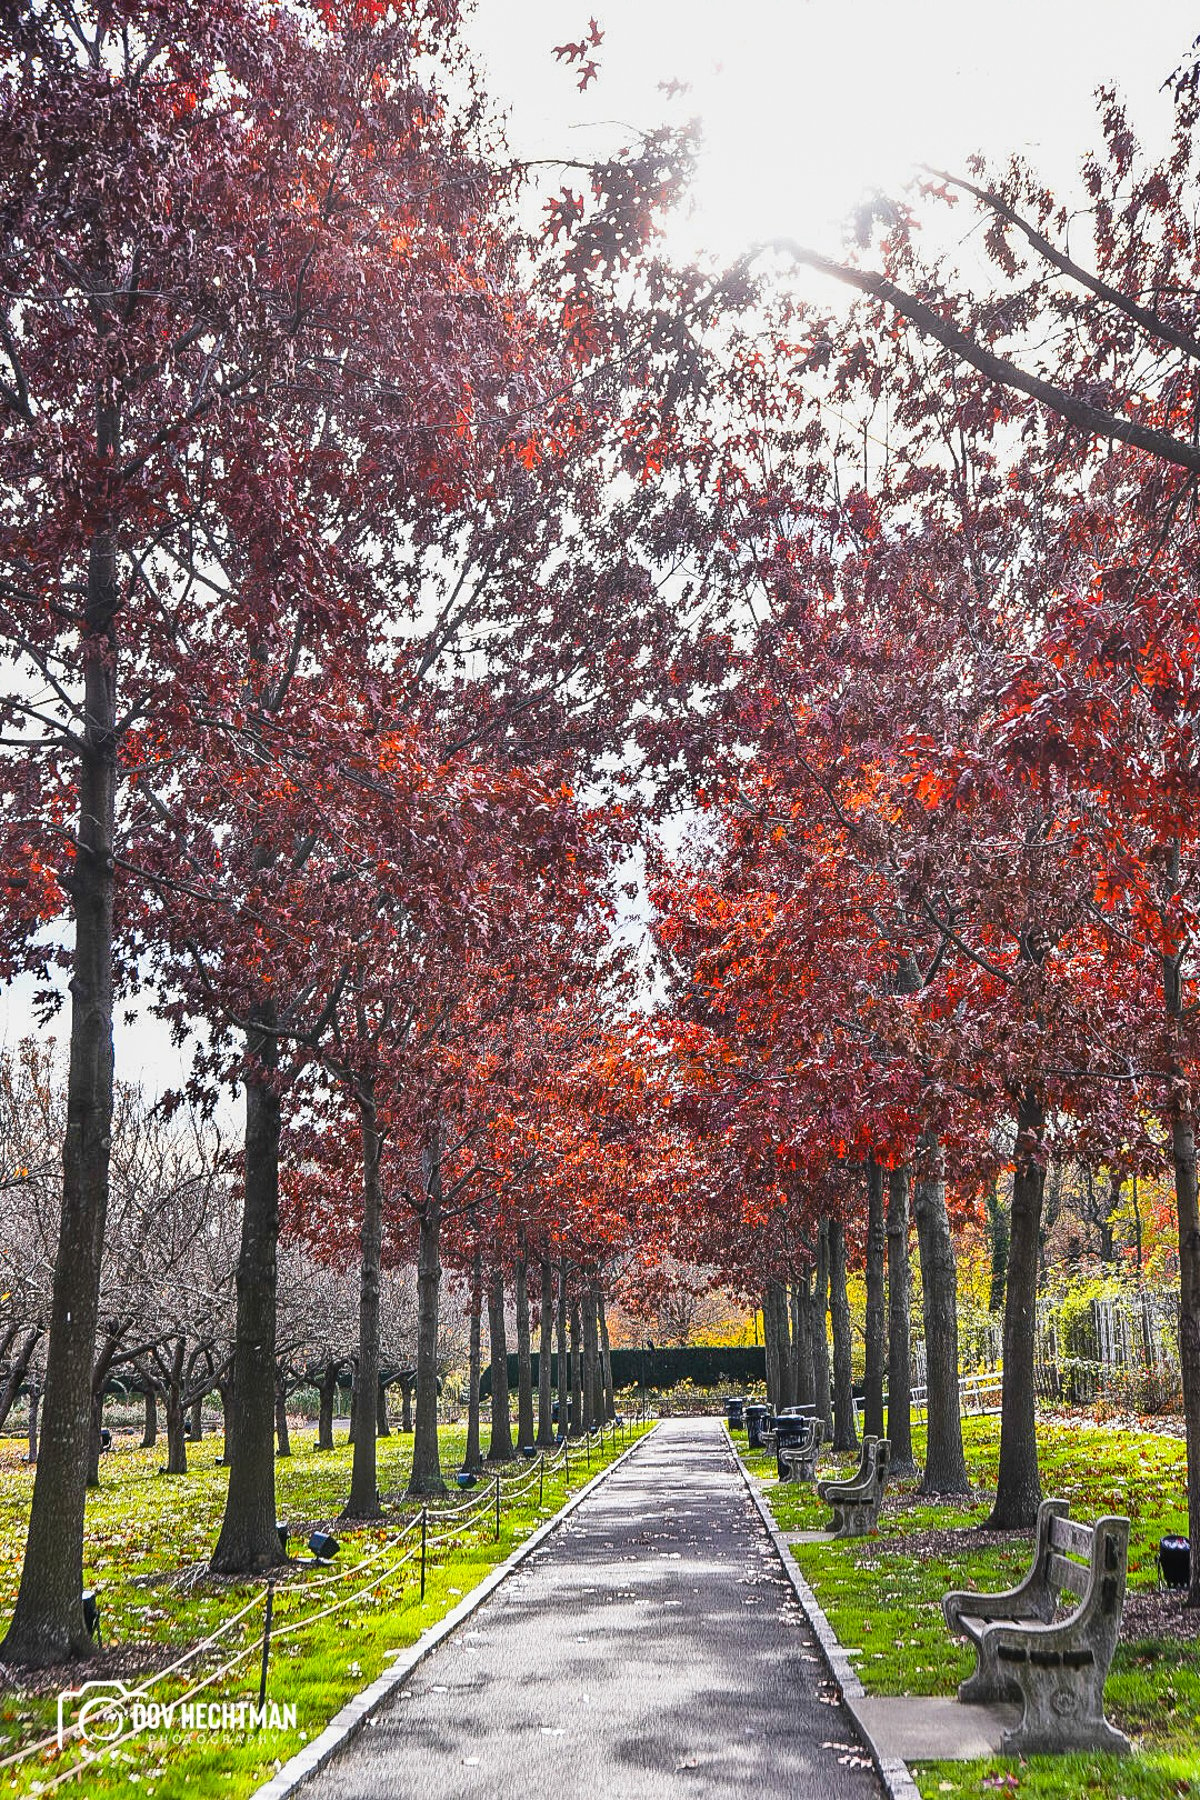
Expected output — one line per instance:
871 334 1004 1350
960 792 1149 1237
816 1435 890 1538
943 1498 1130 1756
778 1417 823 1483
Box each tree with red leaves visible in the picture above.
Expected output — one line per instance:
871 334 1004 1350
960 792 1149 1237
752 82 1200 1581
0 0 555 1655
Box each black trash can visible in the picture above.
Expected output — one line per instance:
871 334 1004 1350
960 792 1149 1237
1159 1535 1190 1589
774 1411 812 1478
725 1396 747 1430
745 1402 771 1449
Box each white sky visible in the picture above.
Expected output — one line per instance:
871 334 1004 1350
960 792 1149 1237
469 1 1190 266
2 0 1190 1093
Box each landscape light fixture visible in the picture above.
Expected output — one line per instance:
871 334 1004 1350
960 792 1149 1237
82 1589 101 1647
308 1531 339 1562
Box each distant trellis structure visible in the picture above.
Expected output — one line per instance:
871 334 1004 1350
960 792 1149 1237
1033 1286 1181 1411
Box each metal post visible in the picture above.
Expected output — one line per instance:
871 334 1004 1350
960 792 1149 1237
494 1474 501 1541
539 1454 544 1508
420 1505 427 1600
564 1438 569 1482
586 1431 591 1469
258 1582 275 1716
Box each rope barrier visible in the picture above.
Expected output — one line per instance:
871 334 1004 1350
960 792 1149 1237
43 1612 277 1791
265 1543 422 1649
5 1419 649 1785
0 1587 272 1773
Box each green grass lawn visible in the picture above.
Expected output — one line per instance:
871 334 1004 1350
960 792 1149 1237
0 1418 647 1798
734 1415 1200 1800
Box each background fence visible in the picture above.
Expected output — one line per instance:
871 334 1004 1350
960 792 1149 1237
1032 1286 1181 1410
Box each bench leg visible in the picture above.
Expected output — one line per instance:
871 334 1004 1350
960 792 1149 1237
830 1499 879 1540
958 1633 1016 1707
1001 1659 1131 1758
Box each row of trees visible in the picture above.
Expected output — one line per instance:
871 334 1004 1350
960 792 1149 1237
4 0 1200 1667
646 82 1200 1597
0 0 749 1663
0 1037 636 1478
0 1039 442 1477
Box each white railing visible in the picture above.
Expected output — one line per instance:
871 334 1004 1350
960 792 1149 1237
854 1369 1003 1424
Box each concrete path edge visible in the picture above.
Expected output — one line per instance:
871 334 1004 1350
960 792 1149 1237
723 1425 923 1800
250 1425 659 1800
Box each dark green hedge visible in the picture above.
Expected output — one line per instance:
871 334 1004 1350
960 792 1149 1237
480 1344 765 1398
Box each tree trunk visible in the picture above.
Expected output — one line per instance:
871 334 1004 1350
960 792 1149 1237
275 1381 291 1458
581 1287 598 1432
762 1286 780 1407
376 1382 390 1438
26 1386 39 1465
210 1016 287 1573
0 1331 40 1433
344 1095 383 1519
556 1261 569 1436
142 1387 157 1450
465 1248 483 1471
317 1366 337 1451
217 1379 232 1466
407 1142 446 1497
598 1291 616 1421
588 1289 605 1426
1162 889 1200 1602
988 1090 1046 1529
864 1161 887 1439
1 473 119 1663
161 1340 188 1475
575 1296 590 1432
165 1388 188 1477
1170 1105 1200 1605
767 1280 793 1407
887 1165 916 1476
515 1240 535 1450
913 1139 969 1495
400 1377 413 1433
487 1267 514 1463
829 1219 858 1451
189 1396 203 1441
536 1258 555 1447
811 1225 832 1434
986 1178 1009 1313
86 1388 103 1489
791 1281 813 1404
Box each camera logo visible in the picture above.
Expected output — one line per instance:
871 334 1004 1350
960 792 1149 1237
57 1679 132 1750
56 1681 299 1751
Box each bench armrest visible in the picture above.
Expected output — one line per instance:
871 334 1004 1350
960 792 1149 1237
944 1570 1055 1634
943 1498 1070 1635
820 1474 868 1498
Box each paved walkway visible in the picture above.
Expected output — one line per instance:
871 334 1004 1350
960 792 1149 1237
304 1417 882 1799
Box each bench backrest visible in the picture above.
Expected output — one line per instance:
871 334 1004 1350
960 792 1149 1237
850 1434 878 1485
1034 1500 1130 1631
